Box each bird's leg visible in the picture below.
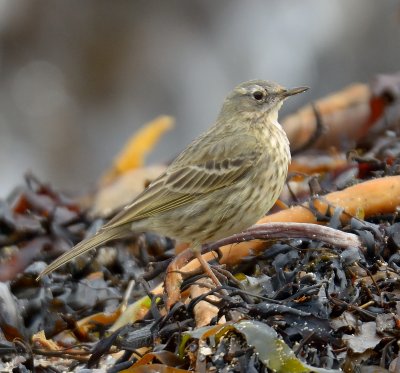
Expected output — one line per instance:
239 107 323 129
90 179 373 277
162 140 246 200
165 244 228 309
193 247 230 300
193 247 223 288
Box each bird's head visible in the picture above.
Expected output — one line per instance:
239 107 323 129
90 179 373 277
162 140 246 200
220 80 308 122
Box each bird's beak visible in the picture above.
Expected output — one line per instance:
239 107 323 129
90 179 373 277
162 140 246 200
282 86 309 97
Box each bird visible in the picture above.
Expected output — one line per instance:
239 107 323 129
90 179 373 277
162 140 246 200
37 80 308 284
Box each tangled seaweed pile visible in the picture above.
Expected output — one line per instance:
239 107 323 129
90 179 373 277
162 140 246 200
1 73 400 372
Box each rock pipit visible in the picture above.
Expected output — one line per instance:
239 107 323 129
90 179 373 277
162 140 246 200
38 80 308 291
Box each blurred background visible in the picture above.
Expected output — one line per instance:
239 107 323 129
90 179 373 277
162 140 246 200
0 0 399 197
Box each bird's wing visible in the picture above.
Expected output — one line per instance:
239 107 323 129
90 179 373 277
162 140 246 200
37 136 261 279
36 131 261 279
104 133 261 230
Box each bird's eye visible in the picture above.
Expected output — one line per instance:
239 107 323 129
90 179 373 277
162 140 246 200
252 91 265 101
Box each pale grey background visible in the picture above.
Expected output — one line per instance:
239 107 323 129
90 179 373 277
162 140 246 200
0 0 399 196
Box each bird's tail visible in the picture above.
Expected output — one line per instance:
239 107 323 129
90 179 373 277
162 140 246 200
37 225 127 280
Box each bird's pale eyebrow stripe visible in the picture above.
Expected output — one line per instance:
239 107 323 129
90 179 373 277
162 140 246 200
237 87 248 94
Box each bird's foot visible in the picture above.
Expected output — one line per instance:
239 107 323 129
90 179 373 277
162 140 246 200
165 246 228 310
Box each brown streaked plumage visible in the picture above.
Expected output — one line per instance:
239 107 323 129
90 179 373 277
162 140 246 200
37 80 308 280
